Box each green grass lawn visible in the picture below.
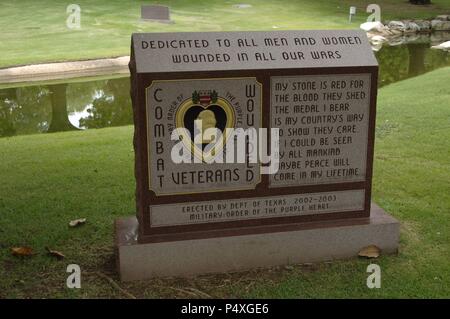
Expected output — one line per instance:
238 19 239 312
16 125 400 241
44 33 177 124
1 0 450 68
0 67 449 298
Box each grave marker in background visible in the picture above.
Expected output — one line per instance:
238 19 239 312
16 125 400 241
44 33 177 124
141 5 172 23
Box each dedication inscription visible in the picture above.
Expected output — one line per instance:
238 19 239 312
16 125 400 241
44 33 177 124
130 30 378 243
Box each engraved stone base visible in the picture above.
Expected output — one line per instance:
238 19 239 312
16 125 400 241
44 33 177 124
115 203 399 281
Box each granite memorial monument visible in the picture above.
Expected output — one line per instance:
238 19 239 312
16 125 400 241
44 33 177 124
115 30 399 281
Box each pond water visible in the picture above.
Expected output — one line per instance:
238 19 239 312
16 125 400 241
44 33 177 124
1 39 449 137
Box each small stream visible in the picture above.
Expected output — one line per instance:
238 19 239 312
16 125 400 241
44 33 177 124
1 36 449 137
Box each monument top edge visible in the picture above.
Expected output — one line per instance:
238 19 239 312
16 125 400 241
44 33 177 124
131 29 369 38
131 29 378 73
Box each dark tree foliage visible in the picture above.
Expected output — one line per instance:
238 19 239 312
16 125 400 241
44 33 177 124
0 88 17 136
409 0 431 4
0 86 52 136
79 78 132 129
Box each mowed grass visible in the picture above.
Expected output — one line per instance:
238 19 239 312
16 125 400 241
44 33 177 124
0 67 450 298
1 0 450 68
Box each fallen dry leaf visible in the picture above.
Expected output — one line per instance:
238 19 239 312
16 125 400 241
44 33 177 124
11 246 34 257
45 247 65 259
358 245 381 258
69 218 86 227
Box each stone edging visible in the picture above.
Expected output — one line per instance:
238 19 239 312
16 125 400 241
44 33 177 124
0 56 130 85
361 15 450 51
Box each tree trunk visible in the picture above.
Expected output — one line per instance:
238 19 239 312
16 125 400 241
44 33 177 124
407 43 428 77
47 83 78 132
